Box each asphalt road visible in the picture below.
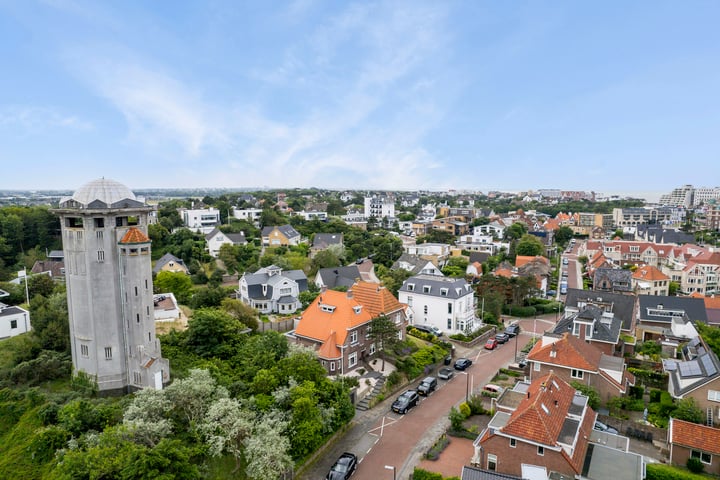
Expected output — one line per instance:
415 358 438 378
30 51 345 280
301 321 548 480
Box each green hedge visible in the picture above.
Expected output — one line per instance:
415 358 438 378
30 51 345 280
503 305 536 317
646 463 709 480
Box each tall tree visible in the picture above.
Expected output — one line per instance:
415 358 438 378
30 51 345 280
368 315 400 370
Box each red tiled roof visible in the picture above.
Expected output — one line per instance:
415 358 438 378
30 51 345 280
350 281 405 318
119 227 150 244
501 372 578 446
295 290 372 345
527 333 602 372
317 332 342 360
515 255 549 268
670 418 720 454
632 265 669 281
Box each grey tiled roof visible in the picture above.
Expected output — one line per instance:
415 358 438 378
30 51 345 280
564 288 636 331
153 253 186 274
316 266 361 289
553 305 621 344
312 233 343 249
242 267 307 301
593 268 632 292
261 224 300 239
638 295 708 324
399 274 473 299
664 337 720 399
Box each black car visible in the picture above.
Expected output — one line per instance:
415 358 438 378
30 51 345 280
505 324 521 337
438 367 455 380
454 358 472 371
392 390 419 414
495 332 510 344
326 452 357 480
417 376 437 396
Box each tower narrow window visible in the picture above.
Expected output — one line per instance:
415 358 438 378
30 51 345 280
136 313 140 323
104 347 112 360
135 286 138 296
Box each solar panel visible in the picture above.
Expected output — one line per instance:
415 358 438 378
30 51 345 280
679 361 702 377
701 354 717 376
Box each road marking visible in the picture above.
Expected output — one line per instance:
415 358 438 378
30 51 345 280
368 415 399 437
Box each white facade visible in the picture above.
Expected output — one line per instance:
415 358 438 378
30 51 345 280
182 208 221 234
0 303 31 339
233 207 262 226
398 274 477 335
54 178 169 392
364 195 395 219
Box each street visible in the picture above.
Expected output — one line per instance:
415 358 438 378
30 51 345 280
302 316 554 480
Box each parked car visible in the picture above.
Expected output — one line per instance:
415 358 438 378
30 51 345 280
505 324 521 337
563 257 569 265
454 358 472 370
546 289 557 297
483 384 504 395
495 332 510 344
417 376 438 396
438 367 455 380
326 452 358 480
411 324 440 337
594 421 618 435
484 337 498 350
392 390 419 414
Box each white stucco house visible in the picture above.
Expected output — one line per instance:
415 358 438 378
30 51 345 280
0 302 31 339
238 265 308 314
397 274 477 335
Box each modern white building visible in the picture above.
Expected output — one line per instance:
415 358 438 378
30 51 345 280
54 178 169 392
0 302 31 339
181 207 221 234
233 207 263 226
398 274 477 335
364 195 395 219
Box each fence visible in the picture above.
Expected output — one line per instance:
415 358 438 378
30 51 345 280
256 318 295 333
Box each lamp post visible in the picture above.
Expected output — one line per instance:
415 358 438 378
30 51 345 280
460 371 472 403
514 329 519 362
384 465 396 480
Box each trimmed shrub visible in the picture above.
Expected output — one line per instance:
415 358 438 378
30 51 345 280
686 457 704 474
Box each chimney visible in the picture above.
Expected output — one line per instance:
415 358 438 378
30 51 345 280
346 289 353 299
321 286 327 293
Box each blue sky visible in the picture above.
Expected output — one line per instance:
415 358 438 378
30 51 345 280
1 1 719 198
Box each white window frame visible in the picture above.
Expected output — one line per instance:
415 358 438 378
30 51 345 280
534 362 541 372
350 331 358 345
692 450 712 464
537 446 544 456
708 390 720 402
487 454 497 471
571 369 584 379
348 352 357 368
509 438 516 448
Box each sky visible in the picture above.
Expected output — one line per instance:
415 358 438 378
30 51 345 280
1 1 719 199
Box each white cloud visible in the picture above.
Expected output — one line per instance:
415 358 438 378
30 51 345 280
63 1 456 189
0 106 93 133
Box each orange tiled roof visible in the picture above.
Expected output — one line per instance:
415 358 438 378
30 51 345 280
294 290 372 345
632 265 669 281
494 267 514 278
317 332 342 360
119 227 150 244
515 255 549 268
527 333 602 372
350 281 405 318
501 372 578 446
671 418 720 454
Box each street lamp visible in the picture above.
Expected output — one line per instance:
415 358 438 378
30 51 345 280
384 465 396 480
460 371 472 403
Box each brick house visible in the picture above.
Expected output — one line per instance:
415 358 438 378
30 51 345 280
475 373 643 480
663 336 720 424
669 418 720 475
527 333 635 403
293 282 407 375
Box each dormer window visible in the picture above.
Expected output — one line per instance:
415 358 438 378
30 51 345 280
353 306 362 314
320 304 336 313
423 285 431 293
440 288 448 296
407 283 415 291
